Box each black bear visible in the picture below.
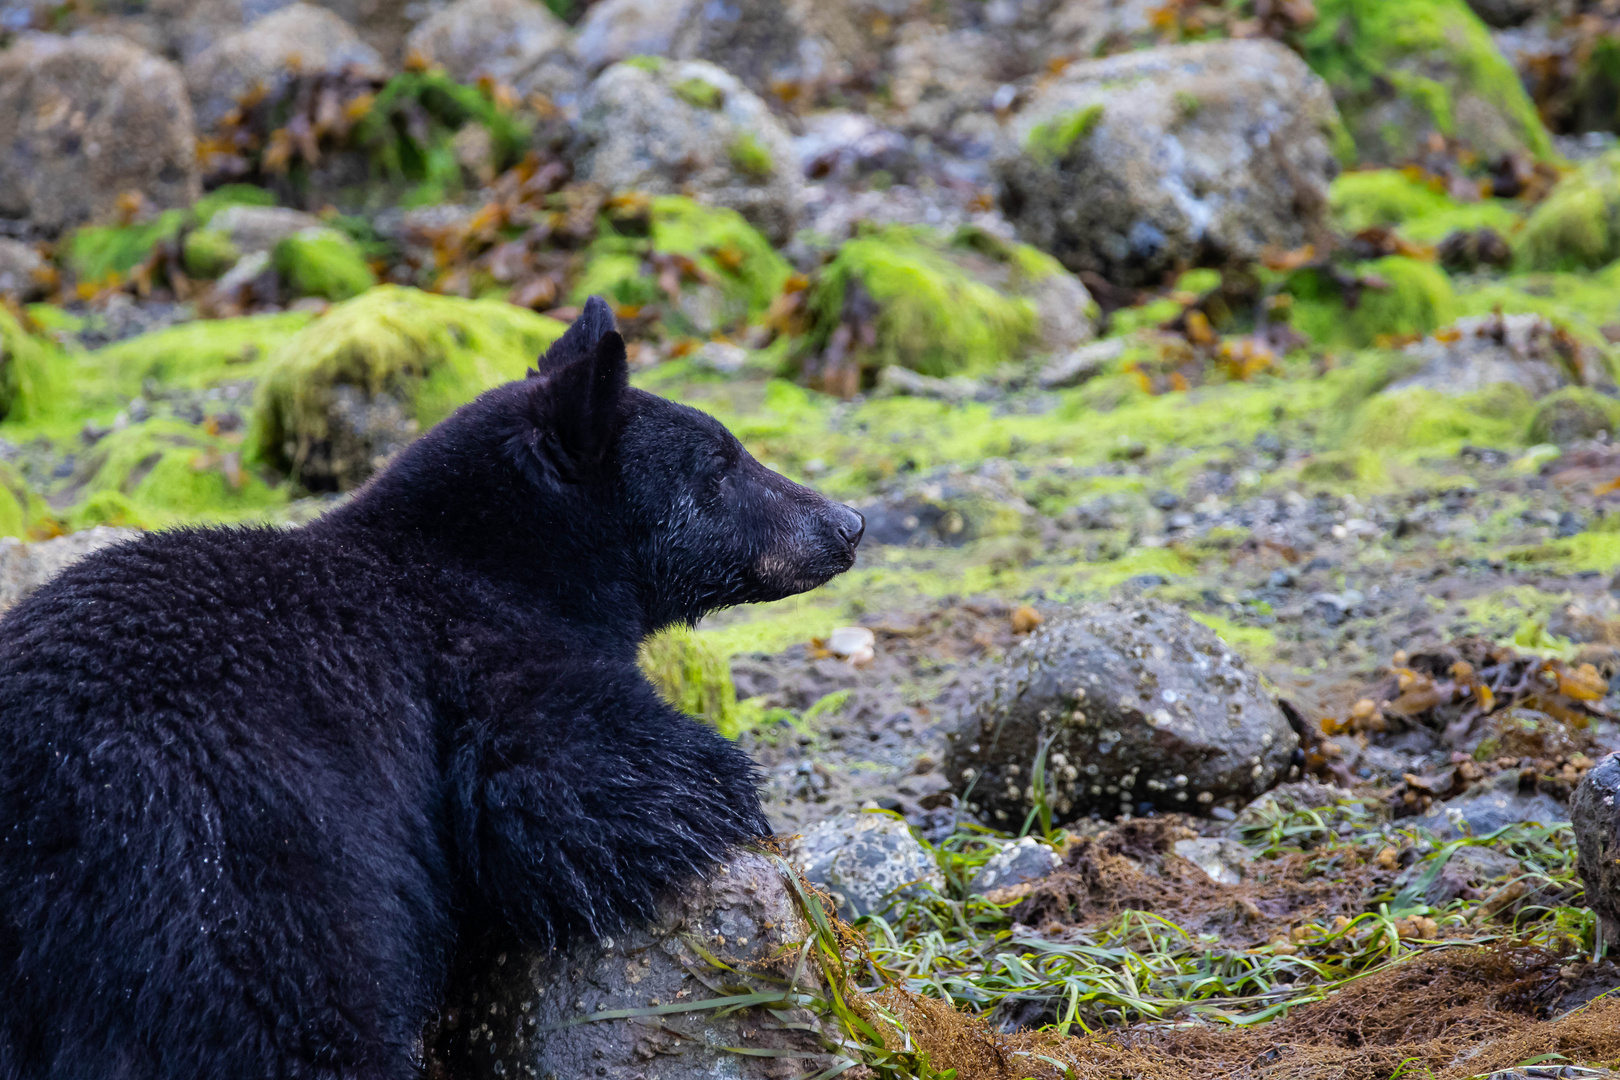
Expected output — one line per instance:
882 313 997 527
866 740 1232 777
0 298 863 1080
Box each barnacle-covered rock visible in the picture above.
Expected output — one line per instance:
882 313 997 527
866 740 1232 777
787 809 942 919
1572 752 1620 944
945 600 1299 825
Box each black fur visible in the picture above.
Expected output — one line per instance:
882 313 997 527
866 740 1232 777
0 297 864 1080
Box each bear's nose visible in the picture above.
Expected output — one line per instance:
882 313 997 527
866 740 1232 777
835 505 865 549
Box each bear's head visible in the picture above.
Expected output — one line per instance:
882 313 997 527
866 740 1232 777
357 297 864 631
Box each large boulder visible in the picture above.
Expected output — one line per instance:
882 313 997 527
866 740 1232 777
945 600 1299 826
404 0 578 100
995 39 1341 288
572 59 803 244
1572 752 1620 944
787 810 943 920
429 852 829 1079
0 35 199 234
1299 0 1554 166
183 3 385 131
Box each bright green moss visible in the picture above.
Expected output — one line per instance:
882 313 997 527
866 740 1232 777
1301 0 1555 165
673 76 723 110
639 625 744 737
806 226 1040 380
1025 105 1103 165
251 286 566 474
726 132 775 180
94 312 313 395
1528 387 1620 444
65 418 287 530
0 307 54 423
1347 384 1534 452
1330 171 1525 242
622 55 666 73
1288 256 1457 349
272 230 378 301
1516 152 1620 272
67 210 186 284
356 70 532 186
950 225 1070 290
570 197 791 332
0 461 45 539
182 228 241 280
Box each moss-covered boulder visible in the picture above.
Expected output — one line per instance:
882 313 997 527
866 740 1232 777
1299 0 1555 166
251 286 566 490
571 196 790 336
1516 151 1620 272
271 230 378 302
639 625 744 737
1287 256 1458 350
1528 387 1620 444
797 225 1095 393
996 39 1342 287
1346 383 1534 452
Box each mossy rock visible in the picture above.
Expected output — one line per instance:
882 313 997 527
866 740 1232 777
571 196 790 337
272 230 378 302
1300 0 1555 166
639 625 743 737
65 185 276 285
1330 169 1523 243
801 226 1052 384
1347 383 1533 451
62 418 287 531
1287 256 1457 350
0 306 53 423
1516 151 1620 272
1528 387 1620 444
251 286 566 490
93 311 313 396
182 228 242 280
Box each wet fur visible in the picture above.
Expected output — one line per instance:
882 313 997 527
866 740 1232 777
0 299 861 1080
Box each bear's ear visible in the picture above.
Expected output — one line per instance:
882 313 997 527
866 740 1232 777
513 308 628 486
533 295 618 374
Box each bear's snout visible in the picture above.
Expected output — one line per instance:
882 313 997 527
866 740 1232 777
832 504 865 551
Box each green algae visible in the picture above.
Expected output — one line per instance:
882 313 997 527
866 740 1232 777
1347 383 1534 453
182 229 241 280
272 230 378 301
65 418 287 531
0 307 54 423
726 132 775 180
1025 105 1103 166
1287 256 1457 349
1515 151 1620 272
804 226 1040 380
1300 0 1554 165
1329 170 1523 242
639 624 746 737
251 286 566 477
571 197 790 333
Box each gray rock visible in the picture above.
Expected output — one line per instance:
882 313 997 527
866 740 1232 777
1173 836 1253 885
572 0 696 75
968 835 1061 896
572 59 803 244
207 205 326 255
184 4 384 131
0 35 199 234
0 527 141 614
995 39 1340 287
430 852 829 1079
787 809 942 919
875 366 983 403
1037 337 1124 390
1394 313 1613 399
1413 770 1570 839
1229 778 1350 835
1572 751 1620 944
945 599 1300 825
666 0 882 104
0 239 45 300
404 0 578 100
